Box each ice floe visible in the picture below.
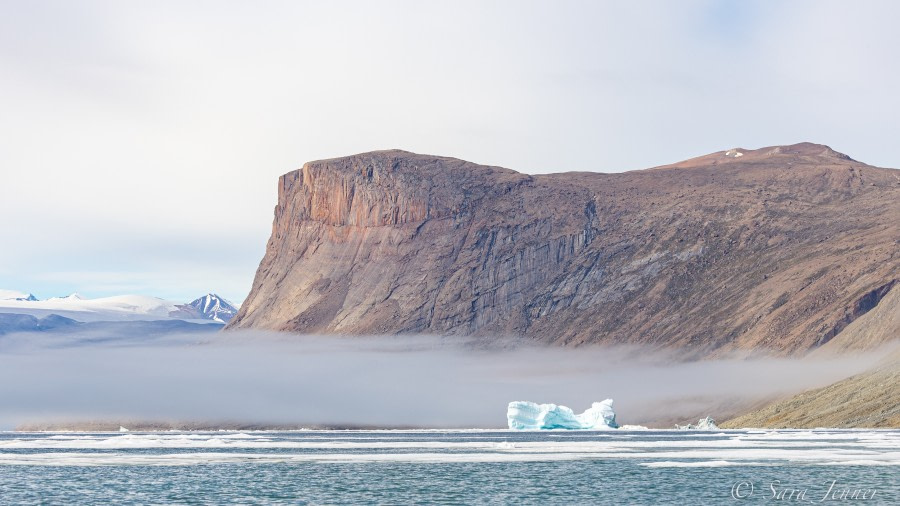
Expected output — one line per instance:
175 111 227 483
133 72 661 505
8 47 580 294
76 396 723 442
1 430 898 466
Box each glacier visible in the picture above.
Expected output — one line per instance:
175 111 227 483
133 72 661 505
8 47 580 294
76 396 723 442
0 291 233 324
507 400 618 430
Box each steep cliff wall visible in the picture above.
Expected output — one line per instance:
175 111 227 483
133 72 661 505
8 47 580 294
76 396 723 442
228 144 900 355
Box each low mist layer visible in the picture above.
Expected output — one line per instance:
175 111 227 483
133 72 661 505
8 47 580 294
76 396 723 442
0 330 890 430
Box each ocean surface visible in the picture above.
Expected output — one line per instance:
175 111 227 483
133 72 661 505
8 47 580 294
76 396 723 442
1 429 897 504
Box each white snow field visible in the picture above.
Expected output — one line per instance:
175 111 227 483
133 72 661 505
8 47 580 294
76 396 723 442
0 292 214 323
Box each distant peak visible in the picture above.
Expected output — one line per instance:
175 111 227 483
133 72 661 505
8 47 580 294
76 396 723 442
647 142 864 172
187 293 238 323
0 289 38 301
48 292 85 301
707 142 854 164
762 142 852 160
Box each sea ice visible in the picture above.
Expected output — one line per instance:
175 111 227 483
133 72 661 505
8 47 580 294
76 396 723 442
507 399 619 430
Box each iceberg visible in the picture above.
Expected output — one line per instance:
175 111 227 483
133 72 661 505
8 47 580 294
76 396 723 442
507 399 618 430
675 416 719 430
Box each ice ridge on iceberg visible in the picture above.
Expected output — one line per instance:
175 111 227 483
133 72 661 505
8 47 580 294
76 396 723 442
507 400 618 430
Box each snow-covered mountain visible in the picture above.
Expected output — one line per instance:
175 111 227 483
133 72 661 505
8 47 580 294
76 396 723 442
183 294 238 323
0 293 186 322
0 289 38 301
0 290 238 324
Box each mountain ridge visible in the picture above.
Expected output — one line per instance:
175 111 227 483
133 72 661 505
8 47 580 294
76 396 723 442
181 294 238 323
227 143 900 356
0 292 236 324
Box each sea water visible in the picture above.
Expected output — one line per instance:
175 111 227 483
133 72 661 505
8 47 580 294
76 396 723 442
0 429 897 504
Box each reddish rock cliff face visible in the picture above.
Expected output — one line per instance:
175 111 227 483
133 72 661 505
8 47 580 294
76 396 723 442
228 144 900 355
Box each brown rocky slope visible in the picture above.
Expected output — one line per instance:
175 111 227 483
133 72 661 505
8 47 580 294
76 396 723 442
228 143 899 356
722 346 900 428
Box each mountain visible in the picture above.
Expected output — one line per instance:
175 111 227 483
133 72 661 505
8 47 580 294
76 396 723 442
0 293 184 322
0 289 38 301
0 292 234 324
0 313 79 334
49 293 84 301
183 294 238 323
227 143 900 356
0 291 232 340
0 315 223 348
723 346 900 428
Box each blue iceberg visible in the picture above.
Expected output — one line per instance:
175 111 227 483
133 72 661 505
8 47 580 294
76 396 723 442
507 399 619 430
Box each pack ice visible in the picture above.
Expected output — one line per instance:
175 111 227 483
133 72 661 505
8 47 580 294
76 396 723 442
507 400 619 430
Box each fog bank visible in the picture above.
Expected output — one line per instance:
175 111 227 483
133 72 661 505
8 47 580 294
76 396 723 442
0 331 890 430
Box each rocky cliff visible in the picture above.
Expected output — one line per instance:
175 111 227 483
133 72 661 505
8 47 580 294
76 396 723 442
228 143 900 356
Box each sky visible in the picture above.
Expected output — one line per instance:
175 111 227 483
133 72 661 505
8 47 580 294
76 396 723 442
1 0 899 303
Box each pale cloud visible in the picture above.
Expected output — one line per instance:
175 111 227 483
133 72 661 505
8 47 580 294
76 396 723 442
1 0 899 301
